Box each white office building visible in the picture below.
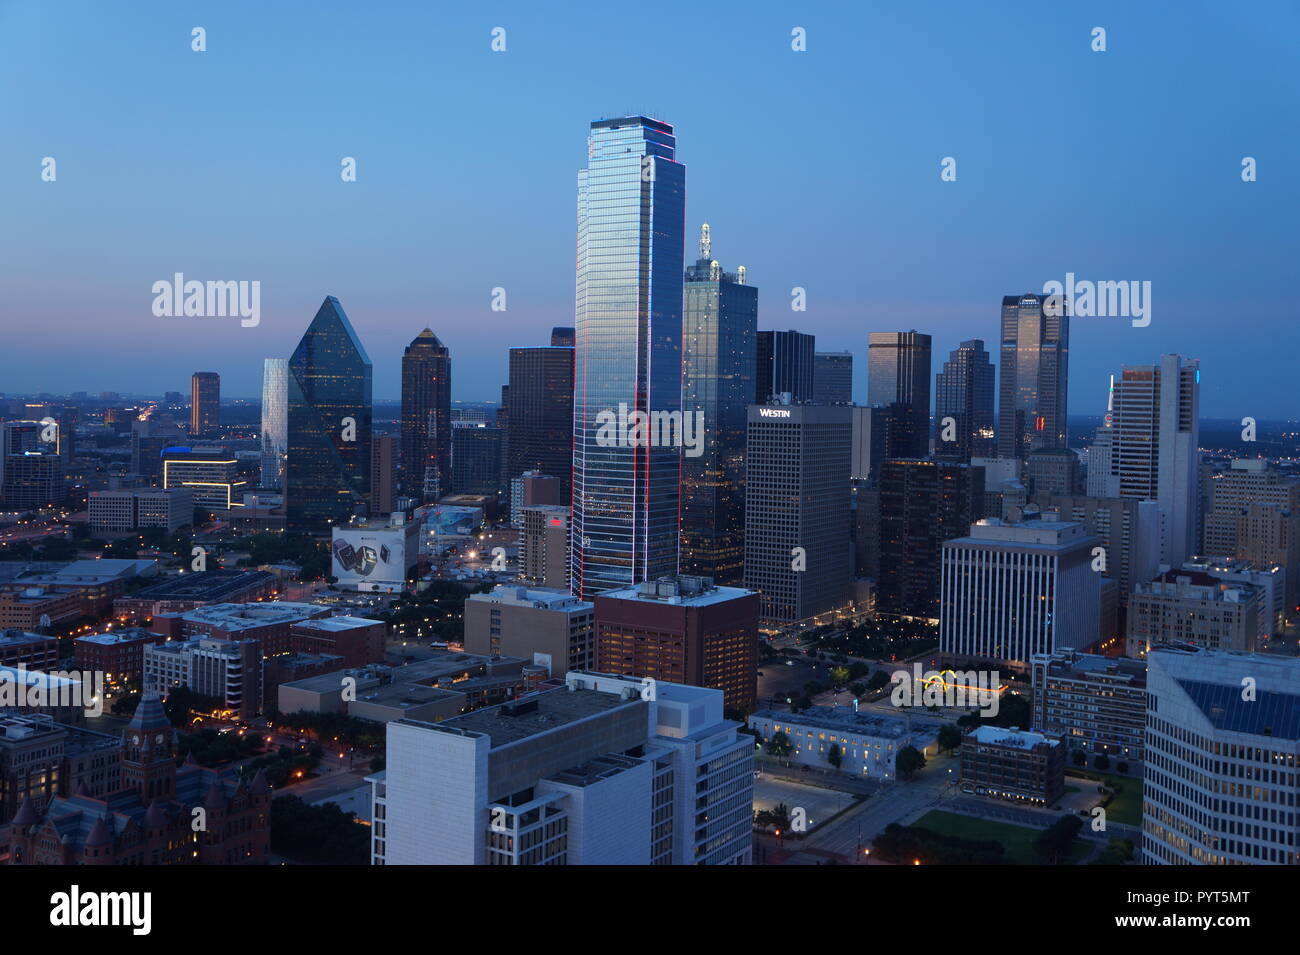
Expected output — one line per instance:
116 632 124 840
1143 647 1300 865
1106 355 1200 566
940 518 1100 668
370 671 753 865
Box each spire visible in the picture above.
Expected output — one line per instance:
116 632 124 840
143 799 167 829
699 223 711 261
128 691 170 733
12 795 41 827
86 815 114 848
248 768 272 796
203 778 227 810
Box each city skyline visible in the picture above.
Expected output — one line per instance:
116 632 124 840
3 3 1297 416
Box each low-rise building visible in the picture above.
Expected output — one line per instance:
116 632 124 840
88 487 192 534
749 707 939 779
0 714 121 822
1127 570 1261 657
463 585 594 676
114 570 278 617
74 628 167 691
0 630 58 670
960 726 1065 806
1030 650 1147 765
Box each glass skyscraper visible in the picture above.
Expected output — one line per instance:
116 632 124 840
756 330 815 403
505 344 573 505
867 330 932 459
934 339 995 461
681 225 756 585
998 293 1069 459
286 296 372 534
260 357 288 490
400 329 451 503
570 116 685 599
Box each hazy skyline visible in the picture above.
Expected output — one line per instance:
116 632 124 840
2 1 1297 416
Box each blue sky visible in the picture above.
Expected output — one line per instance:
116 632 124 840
2 0 1297 416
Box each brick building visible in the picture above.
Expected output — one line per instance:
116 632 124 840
2 693 269 865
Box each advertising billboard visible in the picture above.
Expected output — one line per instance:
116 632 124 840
331 524 416 593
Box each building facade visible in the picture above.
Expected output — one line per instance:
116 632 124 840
680 226 757 585
570 116 685 599
940 518 1100 668
1143 647 1300 865
286 297 373 534
997 293 1068 459
743 403 852 624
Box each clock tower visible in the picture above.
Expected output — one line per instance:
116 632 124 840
122 692 177 801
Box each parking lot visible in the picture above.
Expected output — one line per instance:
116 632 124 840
752 773 859 832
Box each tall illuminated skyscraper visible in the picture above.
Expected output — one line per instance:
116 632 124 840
998 293 1069 459
259 358 288 490
400 329 451 503
190 372 220 436
570 116 685 599
286 296 372 534
681 224 756 584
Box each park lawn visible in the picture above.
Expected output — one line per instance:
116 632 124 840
913 810 1090 865
1066 771 1144 827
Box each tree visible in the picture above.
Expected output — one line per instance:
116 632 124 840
765 731 793 759
1090 837 1136 866
1036 814 1083 864
1071 749 1087 767
1094 753 1110 771
866 670 890 693
828 743 842 770
830 666 850 688
896 745 926 780
1116 760 1129 775
938 724 963 754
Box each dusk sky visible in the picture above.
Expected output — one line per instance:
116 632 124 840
2 0 1297 417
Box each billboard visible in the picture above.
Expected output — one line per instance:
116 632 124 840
331 524 416 593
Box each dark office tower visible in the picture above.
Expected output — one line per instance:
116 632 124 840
130 418 186 482
571 116 685 600
506 344 573 503
867 331 932 459
286 296 373 535
452 425 504 496
681 224 757 585
998 293 1069 459
755 330 815 403
550 326 576 348
744 403 852 623
190 372 220 436
876 459 984 620
400 328 451 503
813 351 853 405
370 434 396 515
934 339 995 462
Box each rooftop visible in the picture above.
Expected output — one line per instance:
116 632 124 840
966 725 1059 749
750 706 922 741
128 569 275 601
418 686 638 748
